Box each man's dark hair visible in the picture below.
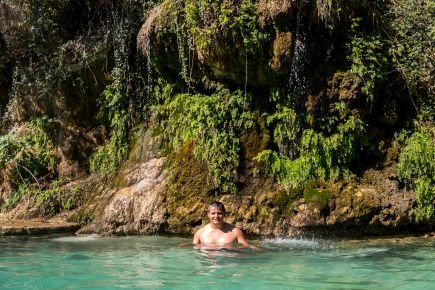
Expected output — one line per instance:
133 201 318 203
208 201 226 213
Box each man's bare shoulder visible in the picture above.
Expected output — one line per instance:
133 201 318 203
195 225 206 235
231 226 244 235
194 224 211 236
193 225 207 244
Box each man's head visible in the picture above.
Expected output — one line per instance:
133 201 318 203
207 201 226 213
207 201 226 227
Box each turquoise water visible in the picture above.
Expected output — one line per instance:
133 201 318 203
1 235 435 289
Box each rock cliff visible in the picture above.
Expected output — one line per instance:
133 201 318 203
0 0 433 237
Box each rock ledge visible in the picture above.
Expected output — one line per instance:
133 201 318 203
0 218 80 236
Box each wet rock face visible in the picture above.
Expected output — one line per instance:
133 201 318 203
0 1 30 114
78 149 416 237
81 171 416 237
257 0 297 28
0 1 112 130
77 130 167 236
218 182 293 237
290 168 417 236
79 161 294 237
78 131 418 237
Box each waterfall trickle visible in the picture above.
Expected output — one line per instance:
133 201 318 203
144 35 153 99
288 0 309 109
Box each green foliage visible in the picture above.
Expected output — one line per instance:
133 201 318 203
151 78 175 116
90 75 130 175
396 122 435 221
160 82 254 192
33 182 63 216
0 117 63 212
2 180 83 216
35 180 82 216
2 183 29 210
257 86 367 190
23 117 58 171
0 117 57 183
254 149 309 190
74 209 95 226
0 135 23 169
348 18 390 103
255 115 365 190
89 0 151 174
266 106 300 158
386 0 434 100
170 0 267 53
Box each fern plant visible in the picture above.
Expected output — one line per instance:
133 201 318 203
160 82 254 192
256 115 366 190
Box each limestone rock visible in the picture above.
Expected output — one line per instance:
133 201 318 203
78 157 168 236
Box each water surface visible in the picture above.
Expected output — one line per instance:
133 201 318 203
1 235 434 289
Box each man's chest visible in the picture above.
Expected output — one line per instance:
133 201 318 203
201 229 235 244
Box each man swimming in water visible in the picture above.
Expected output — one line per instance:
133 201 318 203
193 201 252 248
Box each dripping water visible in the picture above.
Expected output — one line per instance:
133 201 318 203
143 1 159 100
144 35 153 99
278 0 310 158
288 0 309 109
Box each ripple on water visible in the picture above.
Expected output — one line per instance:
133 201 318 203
338 247 391 258
66 254 92 260
261 237 335 251
51 235 100 242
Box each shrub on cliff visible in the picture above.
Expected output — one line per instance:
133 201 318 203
396 121 435 221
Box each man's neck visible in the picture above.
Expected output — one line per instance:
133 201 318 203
210 222 225 230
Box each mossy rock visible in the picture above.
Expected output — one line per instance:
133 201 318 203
164 140 215 233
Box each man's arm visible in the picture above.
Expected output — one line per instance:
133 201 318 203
235 228 260 249
192 228 203 245
234 228 250 247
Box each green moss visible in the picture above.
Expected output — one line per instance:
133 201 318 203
163 140 216 230
303 180 333 210
241 112 270 162
270 190 291 214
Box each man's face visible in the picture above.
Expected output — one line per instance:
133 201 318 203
207 207 224 225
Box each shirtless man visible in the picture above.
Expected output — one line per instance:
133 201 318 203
193 201 251 248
